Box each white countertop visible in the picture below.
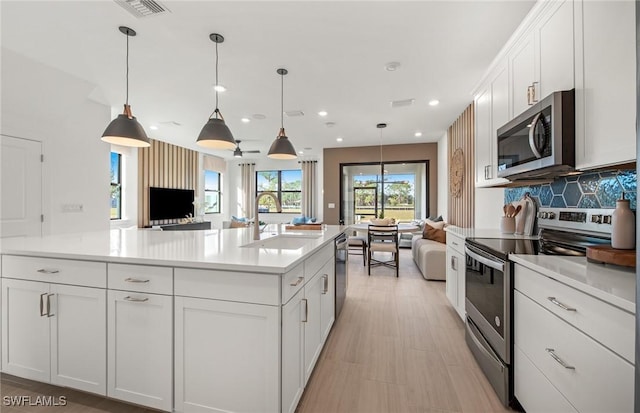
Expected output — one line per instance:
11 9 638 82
510 254 636 314
0 225 346 274
446 226 539 240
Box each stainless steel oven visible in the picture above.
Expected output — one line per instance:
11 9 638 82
464 241 511 406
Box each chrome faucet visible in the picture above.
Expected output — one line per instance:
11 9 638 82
254 191 282 240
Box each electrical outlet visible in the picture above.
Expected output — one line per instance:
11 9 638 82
328 203 335 209
62 204 84 213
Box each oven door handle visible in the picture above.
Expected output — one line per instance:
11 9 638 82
465 245 505 272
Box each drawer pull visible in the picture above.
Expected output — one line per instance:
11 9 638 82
546 348 575 370
547 297 576 312
124 277 150 283
37 268 59 274
452 241 459 247
124 296 149 303
289 277 304 287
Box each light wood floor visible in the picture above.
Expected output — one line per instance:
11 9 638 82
1 249 512 413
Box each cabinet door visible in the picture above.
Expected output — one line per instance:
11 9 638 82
108 290 173 411
319 260 335 343
510 32 535 117
537 0 574 98
175 296 279 413
454 250 466 321
475 85 492 185
491 64 510 180
50 284 106 395
1 279 50 382
575 0 636 169
303 273 323 384
445 248 458 309
282 289 304 413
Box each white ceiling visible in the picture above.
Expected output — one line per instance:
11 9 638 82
0 0 535 160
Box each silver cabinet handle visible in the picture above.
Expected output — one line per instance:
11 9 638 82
302 298 308 323
124 296 149 302
40 293 47 317
547 297 576 312
452 241 459 247
450 256 456 271
37 268 59 274
546 348 575 370
322 274 329 294
527 85 534 105
46 294 54 317
484 165 490 180
124 277 150 283
531 82 539 103
290 276 304 287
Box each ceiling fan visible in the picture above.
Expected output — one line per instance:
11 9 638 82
230 140 261 158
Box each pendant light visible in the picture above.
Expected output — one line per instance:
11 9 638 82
101 26 150 148
267 68 297 159
196 33 236 150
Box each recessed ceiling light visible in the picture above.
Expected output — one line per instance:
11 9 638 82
252 114 266 120
318 111 328 117
213 84 226 92
385 62 401 71
241 117 250 123
149 125 158 130
304 147 312 150
429 99 440 106
325 122 336 128
298 151 304 154
414 132 422 137
336 137 343 142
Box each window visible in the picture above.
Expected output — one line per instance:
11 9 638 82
110 152 122 220
256 170 302 213
204 170 221 214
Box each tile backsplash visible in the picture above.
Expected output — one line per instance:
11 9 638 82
504 169 637 210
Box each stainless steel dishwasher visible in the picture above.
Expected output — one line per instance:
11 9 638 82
334 233 348 318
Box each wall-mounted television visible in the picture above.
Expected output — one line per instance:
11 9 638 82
149 187 194 221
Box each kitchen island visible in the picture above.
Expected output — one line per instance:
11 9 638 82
0 225 345 413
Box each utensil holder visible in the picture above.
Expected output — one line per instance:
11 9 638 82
500 216 515 234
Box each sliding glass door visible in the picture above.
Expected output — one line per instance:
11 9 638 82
341 161 428 225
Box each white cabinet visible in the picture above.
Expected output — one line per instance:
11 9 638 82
174 296 280 413
514 263 634 413
319 260 335 343
107 290 173 411
510 0 574 116
304 272 323 383
574 0 636 169
445 232 465 320
1 278 106 395
475 64 510 187
282 288 305 413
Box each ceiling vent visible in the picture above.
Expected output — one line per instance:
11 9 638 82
284 110 305 117
390 98 415 108
114 0 170 18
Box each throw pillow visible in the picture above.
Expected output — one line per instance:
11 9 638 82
422 223 447 244
231 216 247 223
291 216 307 225
428 215 444 222
425 218 446 230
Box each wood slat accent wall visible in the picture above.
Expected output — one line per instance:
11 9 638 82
447 103 475 228
138 139 199 227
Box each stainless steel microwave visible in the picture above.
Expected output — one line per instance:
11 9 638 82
496 89 575 180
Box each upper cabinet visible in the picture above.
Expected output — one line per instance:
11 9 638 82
574 0 636 170
472 0 634 185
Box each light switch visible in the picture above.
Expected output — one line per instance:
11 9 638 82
328 203 335 209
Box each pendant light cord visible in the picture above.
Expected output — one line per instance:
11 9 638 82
215 40 219 111
125 31 129 106
280 72 284 129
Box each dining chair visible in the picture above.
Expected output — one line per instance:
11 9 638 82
348 234 368 266
367 224 399 277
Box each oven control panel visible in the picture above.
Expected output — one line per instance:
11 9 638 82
537 208 613 235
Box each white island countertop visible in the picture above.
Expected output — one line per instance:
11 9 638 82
510 254 636 314
446 226 538 240
0 225 346 274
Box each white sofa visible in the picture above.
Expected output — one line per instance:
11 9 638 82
411 235 446 281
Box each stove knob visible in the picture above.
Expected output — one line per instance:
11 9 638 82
547 212 556 220
537 212 548 219
602 215 612 225
591 214 603 224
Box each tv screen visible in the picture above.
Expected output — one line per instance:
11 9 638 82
149 187 195 221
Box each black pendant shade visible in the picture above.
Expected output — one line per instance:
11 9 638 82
101 26 150 148
102 104 150 147
268 128 297 160
196 33 236 150
268 68 297 160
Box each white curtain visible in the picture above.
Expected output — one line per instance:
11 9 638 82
301 160 317 218
239 163 255 219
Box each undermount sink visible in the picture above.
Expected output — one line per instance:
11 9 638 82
241 234 322 250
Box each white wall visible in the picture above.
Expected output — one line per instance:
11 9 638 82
1 49 111 235
437 132 448 221
475 187 504 229
225 156 323 225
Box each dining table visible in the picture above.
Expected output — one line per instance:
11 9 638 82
348 222 420 233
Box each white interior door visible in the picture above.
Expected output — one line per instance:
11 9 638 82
1 135 42 238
